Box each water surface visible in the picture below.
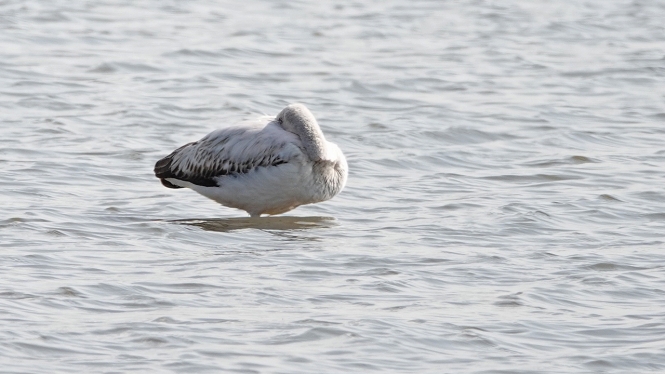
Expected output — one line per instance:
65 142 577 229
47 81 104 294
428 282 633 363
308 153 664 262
2 0 665 372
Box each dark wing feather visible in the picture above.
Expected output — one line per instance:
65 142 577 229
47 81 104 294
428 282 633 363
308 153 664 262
154 126 295 189
154 142 220 188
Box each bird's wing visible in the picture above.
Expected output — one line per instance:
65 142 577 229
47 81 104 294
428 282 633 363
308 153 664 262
154 122 302 188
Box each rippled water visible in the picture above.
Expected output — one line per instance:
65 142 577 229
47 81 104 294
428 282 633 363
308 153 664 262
2 0 665 372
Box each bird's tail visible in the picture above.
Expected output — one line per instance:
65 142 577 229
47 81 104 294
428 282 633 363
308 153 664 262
154 154 183 189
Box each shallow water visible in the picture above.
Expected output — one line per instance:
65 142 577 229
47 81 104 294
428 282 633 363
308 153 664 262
2 0 665 372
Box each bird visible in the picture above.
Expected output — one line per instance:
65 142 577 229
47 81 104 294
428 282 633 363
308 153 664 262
154 103 348 217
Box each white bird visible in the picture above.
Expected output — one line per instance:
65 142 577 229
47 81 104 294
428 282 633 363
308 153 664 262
154 103 348 217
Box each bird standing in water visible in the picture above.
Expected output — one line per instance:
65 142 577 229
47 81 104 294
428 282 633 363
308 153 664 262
154 104 348 217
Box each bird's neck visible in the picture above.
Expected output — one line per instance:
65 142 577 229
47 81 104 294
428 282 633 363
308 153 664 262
293 118 328 161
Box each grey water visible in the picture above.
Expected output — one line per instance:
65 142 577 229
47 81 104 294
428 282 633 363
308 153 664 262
2 0 665 372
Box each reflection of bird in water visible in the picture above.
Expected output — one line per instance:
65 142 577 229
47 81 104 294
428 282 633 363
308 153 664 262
154 104 348 217
172 216 337 233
